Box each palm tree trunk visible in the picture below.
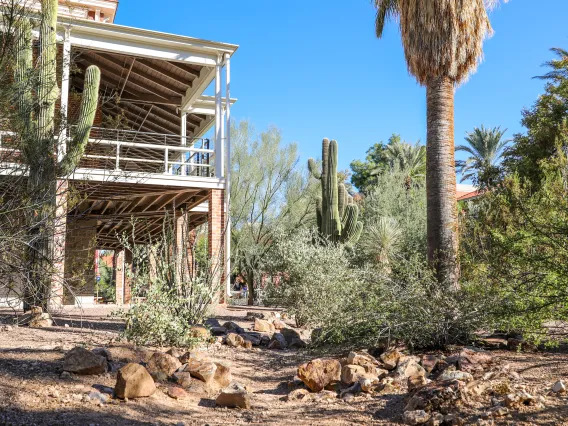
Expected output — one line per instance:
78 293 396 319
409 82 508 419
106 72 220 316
426 76 459 289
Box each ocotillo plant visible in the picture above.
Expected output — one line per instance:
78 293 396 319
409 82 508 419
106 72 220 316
308 139 363 244
13 0 100 309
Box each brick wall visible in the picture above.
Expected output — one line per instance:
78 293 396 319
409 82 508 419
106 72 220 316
115 249 133 305
64 218 97 303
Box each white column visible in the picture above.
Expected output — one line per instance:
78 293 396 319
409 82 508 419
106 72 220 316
59 26 71 162
224 53 232 299
180 112 187 176
214 55 223 178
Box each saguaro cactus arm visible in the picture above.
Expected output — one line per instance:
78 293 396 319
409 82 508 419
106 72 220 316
58 65 101 175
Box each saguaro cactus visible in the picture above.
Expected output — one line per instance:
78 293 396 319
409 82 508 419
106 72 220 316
13 0 100 309
15 0 101 176
308 139 363 244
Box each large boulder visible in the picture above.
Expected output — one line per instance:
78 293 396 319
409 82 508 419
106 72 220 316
223 321 245 334
184 359 217 384
394 358 426 381
63 347 108 375
146 352 182 377
215 382 251 409
115 363 156 399
242 333 261 346
297 358 341 392
280 328 302 345
254 318 275 333
268 333 287 350
347 351 379 368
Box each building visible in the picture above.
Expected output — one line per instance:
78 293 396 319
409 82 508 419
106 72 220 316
0 0 237 307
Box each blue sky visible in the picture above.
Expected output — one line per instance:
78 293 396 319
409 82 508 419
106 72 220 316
115 0 568 183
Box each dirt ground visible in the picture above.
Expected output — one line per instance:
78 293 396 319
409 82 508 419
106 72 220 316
0 305 567 426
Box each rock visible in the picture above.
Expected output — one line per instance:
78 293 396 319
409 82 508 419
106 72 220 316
188 325 210 340
405 380 463 413
478 337 508 350
222 321 244 334
91 347 113 362
408 375 429 392
226 333 245 348
268 333 287 350
420 355 440 374
280 328 301 344
427 413 444 426
487 406 509 417
184 359 217 384
115 363 156 399
297 358 341 392
254 318 275 333
146 352 182 377
245 312 266 320
465 380 489 396
63 347 108 375
403 410 430 425
150 371 169 383
242 333 261 346
166 348 184 358
359 377 380 393
172 372 193 388
287 388 311 402
289 337 307 349
211 326 228 336
87 390 109 405
243 340 253 349
438 370 473 382
260 334 271 346
380 349 403 370
179 351 201 364
552 380 566 394
28 309 53 328
213 361 232 388
59 371 72 380
167 386 188 400
394 358 426 381
455 348 493 377
507 338 536 352
341 365 368 385
342 392 355 403
272 319 287 330
215 382 251 409
347 351 379 368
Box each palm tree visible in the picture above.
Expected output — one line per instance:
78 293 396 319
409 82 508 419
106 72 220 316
374 0 504 288
384 140 426 188
456 126 508 183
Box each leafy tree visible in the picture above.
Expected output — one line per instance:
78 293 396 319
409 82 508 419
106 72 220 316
230 121 316 305
374 0 505 288
350 134 398 193
456 125 508 185
503 47 568 186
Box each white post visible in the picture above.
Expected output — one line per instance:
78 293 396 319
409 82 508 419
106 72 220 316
214 55 223 178
59 26 71 162
180 112 187 176
224 53 232 299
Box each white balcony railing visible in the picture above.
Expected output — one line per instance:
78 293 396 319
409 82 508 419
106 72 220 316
76 127 215 177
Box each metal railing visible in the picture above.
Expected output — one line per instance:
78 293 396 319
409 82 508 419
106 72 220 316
76 127 215 177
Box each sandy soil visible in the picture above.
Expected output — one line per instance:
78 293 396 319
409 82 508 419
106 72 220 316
0 305 567 426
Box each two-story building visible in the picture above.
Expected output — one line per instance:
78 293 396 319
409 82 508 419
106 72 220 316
1 0 237 307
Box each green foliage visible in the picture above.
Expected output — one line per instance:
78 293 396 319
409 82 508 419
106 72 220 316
350 138 391 194
95 260 115 302
265 229 494 349
308 139 363 245
461 151 568 343
230 121 316 305
120 220 219 347
503 47 568 186
456 125 508 185
384 138 426 187
357 170 427 264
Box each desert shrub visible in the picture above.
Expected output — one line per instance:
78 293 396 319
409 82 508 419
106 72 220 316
461 150 568 344
120 221 220 347
264 228 366 327
264 229 495 349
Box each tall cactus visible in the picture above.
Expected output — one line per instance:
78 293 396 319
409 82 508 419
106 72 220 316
13 0 100 309
308 138 363 245
15 0 101 177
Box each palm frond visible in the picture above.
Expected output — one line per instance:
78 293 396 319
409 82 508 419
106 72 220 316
374 0 399 38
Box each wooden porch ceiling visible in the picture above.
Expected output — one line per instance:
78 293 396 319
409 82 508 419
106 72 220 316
71 49 210 138
70 182 209 249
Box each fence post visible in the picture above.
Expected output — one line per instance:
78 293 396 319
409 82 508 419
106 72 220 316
115 142 121 170
164 147 169 174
